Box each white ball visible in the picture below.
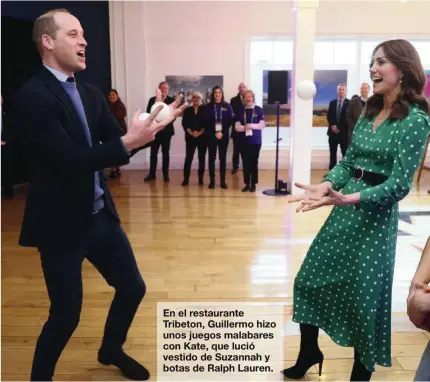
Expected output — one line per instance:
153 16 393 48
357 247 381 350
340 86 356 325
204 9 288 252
297 80 317 100
138 112 150 121
150 102 171 122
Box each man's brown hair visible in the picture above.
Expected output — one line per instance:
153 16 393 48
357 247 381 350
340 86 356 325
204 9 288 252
32 8 71 54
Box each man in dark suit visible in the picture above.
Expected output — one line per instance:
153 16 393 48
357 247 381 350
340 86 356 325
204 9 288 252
1 94 15 197
346 82 370 147
12 9 184 381
229 82 247 174
144 81 175 182
326 83 349 170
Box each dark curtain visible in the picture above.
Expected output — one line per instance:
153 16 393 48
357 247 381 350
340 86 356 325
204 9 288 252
1 1 111 189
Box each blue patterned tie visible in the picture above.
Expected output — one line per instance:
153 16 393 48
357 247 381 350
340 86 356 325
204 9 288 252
337 99 342 123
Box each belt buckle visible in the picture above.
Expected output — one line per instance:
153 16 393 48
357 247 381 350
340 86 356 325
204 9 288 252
354 167 364 181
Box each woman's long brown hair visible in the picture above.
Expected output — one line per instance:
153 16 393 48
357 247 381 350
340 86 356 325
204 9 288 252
363 39 429 121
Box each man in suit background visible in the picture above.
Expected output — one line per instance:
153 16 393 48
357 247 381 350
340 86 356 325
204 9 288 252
346 82 370 147
326 83 349 170
144 81 175 182
12 9 184 381
229 82 247 174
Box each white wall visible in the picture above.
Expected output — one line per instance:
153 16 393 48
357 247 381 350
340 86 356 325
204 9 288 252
110 0 430 171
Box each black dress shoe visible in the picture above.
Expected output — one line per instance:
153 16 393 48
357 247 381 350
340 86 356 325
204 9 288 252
250 184 256 192
232 168 238 175
198 179 204 186
144 174 155 182
98 349 150 380
242 185 250 192
163 175 169 182
208 182 215 189
182 180 189 186
221 183 228 189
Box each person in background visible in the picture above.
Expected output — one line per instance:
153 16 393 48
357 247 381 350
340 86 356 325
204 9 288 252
205 86 234 189
181 92 206 186
346 82 370 147
144 81 175 182
230 82 247 174
407 236 430 381
327 83 349 170
234 90 265 192
108 89 127 179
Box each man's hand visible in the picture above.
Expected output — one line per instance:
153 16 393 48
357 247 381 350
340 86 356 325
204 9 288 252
216 132 223 140
122 90 186 151
331 125 340 134
407 286 430 331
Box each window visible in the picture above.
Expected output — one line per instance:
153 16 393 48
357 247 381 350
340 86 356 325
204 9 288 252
411 41 430 65
314 41 334 65
273 41 293 65
361 41 382 65
250 41 273 64
334 41 357 64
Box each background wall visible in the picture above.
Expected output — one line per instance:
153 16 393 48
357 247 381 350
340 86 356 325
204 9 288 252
111 0 430 172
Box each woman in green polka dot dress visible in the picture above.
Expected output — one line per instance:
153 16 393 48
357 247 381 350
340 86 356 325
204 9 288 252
283 39 430 381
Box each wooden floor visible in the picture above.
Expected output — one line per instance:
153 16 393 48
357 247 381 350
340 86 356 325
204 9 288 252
2 169 430 381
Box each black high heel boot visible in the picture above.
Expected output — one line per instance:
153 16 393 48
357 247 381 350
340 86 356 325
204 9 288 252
350 348 372 381
282 324 324 379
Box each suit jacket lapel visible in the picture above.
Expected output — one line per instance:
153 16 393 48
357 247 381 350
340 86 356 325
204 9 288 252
38 67 90 147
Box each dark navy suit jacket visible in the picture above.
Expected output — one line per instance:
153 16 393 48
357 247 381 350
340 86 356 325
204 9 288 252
12 65 130 250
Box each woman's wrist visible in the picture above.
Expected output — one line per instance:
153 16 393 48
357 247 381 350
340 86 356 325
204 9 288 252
341 192 361 205
321 181 332 193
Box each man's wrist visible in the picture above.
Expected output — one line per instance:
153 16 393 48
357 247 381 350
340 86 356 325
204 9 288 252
121 135 135 152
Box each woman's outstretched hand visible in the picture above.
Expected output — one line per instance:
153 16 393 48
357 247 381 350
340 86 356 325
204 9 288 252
288 182 331 212
289 182 359 212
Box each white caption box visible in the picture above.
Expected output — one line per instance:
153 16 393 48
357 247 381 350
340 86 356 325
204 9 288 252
157 302 284 381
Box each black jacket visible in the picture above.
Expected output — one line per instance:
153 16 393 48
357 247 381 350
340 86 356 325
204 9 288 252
12 66 130 250
230 93 244 138
327 98 350 137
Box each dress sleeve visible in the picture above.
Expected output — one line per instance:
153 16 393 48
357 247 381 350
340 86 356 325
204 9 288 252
359 111 430 207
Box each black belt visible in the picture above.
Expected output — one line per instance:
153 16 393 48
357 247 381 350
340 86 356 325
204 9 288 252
352 167 388 186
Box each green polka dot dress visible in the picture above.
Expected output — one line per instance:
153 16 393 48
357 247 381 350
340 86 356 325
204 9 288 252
292 105 430 372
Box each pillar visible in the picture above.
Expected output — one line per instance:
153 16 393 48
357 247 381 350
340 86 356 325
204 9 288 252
288 0 319 195
109 1 149 169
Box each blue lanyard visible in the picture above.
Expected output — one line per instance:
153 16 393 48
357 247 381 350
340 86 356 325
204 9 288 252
214 104 222 123
244 107 254 124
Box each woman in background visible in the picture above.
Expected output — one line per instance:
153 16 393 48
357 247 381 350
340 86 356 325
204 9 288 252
181 92 207 186
205 86 234 189
108 89 127 179
234 89 265 192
